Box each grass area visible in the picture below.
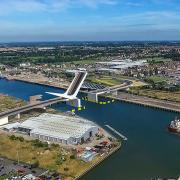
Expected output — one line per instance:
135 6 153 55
0 133 105 180
88 74 147 87
145 76 167 83
72 59 97 65
129 87 180 102
146 57 172 63
88 75 122 86
131 80 147 87
0 94 26 113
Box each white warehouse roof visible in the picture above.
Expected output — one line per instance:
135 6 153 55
19 113 98 140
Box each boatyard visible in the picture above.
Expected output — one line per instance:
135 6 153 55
0 90 121 180
0 122 120 180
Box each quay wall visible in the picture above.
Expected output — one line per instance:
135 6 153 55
74 144 121 180
5 77 180 114
108 95 180 113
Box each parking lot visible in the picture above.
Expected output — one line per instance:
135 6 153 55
0 157 46 178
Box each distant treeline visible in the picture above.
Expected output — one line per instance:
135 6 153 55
163 49 180 61
1 41 180 48
0 48 102 66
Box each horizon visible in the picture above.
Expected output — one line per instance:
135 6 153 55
1 40 180 44
0 0 180 42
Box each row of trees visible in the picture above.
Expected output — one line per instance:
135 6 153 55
164 49 180 61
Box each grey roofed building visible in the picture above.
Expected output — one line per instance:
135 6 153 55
18 113 99 145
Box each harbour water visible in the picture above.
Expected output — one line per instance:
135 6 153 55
0 78 180 180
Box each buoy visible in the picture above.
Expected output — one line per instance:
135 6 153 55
78 107 82 111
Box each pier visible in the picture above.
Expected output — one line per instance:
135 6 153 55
105 125 128 141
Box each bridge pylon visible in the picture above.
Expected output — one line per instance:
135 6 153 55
87 93 98 102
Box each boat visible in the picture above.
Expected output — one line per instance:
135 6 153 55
168 117 180 135
151 175 180 180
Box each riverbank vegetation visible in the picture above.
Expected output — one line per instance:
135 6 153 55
129 87 180 102
0 94 26 113
0 133 120 180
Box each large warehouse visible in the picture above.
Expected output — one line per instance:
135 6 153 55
18 113 99 145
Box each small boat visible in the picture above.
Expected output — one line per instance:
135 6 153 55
168 117 180 135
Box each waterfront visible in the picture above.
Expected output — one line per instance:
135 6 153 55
0 78 180 180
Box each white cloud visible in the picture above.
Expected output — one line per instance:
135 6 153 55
110 11 180 26
0 0 118 15
0 0 46 15
77 0 117 8
126 2 142 7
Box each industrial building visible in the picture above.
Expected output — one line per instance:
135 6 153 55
18 113 99 145
97 59 147 70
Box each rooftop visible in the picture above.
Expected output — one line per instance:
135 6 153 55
97 59 147 69
19 113 97 140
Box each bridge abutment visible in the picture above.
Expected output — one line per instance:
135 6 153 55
16 113 21 119
66 98 81 108
111 90 118 96
87 93 98 102
0 116 8 126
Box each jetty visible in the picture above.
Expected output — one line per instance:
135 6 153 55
105 125 128 141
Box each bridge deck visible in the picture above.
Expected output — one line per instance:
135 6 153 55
90 82 131 94
0 97 66 119
0 71 88 120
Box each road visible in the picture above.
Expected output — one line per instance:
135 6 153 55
0 97 66 119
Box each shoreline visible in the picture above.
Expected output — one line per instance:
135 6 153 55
0 120 121 180
10 77 180 114
1 77 179 179
0 79 122 180
108 93 180 113
74 143 121 180
4 77 68 91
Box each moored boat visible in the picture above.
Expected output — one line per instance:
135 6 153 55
168 117 180 135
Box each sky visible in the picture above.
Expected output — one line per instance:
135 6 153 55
0 0 180 42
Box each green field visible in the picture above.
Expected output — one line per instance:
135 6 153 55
146 57 172 64
72 59 97 65
0 133 106 180
146 76 168 83
87 75 122 86
0 94 26 113
129 87 180 102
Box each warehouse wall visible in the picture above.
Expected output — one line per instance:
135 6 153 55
30 126 99 145
82 127 99 141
